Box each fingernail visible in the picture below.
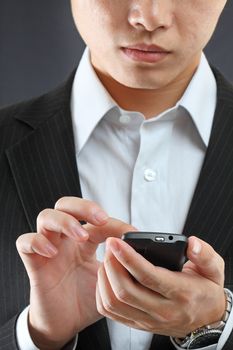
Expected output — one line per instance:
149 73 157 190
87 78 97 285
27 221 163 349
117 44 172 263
106 239 120 255
192 240 201 255
71 226 89 239
94 210 108 223
45 244 58 256
105 239 111 252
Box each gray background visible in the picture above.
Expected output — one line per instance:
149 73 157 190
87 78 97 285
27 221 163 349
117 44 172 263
0 0 232 108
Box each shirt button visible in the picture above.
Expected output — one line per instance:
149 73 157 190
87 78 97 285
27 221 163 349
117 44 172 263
119 115 130 124
144 169 157 182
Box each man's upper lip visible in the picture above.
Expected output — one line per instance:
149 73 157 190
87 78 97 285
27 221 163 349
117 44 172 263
123 44 169 52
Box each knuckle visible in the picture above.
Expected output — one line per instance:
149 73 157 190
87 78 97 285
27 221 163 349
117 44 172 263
161 306 193 329
115 287 131 303
54 196 69 209
16 234 23 244
140 321 155 332
84 200 104 217
176 301 197 328
36 209 52 226
208 253 225 277
182 310 195 330
103 297 117 312
175 288 192 304
16 233 38 255
201 253 212 267
159 307 174 322
89 203 102 215
218 255 225 272
16 235 24 249
206 249 225 271
139 274 156 290
55 197 101 216
97 302 107 316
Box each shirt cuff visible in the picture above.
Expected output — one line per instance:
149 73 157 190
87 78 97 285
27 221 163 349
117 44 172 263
16 305 78 350
170 289 233 350
217 289 233 350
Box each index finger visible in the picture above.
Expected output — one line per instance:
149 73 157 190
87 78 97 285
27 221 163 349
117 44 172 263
83 218 137 244
55 196 109 225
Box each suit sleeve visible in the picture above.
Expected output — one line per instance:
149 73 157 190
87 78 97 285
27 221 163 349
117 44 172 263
0 314 20 350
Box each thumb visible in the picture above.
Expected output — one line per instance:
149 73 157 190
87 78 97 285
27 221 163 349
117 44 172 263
187 236 225 285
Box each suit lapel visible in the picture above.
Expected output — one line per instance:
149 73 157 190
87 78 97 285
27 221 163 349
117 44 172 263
182 70 233 255
6 73 82 232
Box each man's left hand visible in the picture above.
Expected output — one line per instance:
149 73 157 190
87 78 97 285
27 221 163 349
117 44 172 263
96 236 226 338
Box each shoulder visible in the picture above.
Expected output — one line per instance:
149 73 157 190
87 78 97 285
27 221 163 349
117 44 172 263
0 68 76 130
0 69 76 152
212 67 233 106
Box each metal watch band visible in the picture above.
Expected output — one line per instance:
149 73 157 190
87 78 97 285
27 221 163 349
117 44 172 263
174 289 232 349
183 329 222 349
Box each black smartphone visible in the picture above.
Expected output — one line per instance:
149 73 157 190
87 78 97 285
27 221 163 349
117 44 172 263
122 232 188 271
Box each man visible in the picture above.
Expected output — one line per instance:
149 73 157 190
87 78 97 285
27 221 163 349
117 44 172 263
0 0 232 349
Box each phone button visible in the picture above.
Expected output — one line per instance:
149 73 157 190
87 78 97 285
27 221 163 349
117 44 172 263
154 236 165 242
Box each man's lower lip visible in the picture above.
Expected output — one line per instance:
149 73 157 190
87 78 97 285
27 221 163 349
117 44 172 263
122 48 169 63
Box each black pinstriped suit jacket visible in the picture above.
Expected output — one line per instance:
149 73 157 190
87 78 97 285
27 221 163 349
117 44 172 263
0 68 233 350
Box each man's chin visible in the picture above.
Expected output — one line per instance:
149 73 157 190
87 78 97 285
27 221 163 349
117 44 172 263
116 76 170 91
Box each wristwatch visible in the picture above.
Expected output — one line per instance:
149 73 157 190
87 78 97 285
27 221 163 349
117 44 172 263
174 289 232 349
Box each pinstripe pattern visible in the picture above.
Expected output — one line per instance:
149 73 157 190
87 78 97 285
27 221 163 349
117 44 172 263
0 316 19 349
77 319 111 350
0 68 232 349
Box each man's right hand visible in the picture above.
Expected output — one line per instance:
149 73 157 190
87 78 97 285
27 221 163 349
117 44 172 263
16 197 135 350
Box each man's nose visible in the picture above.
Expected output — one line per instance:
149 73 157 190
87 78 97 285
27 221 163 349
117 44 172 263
128 0 173 32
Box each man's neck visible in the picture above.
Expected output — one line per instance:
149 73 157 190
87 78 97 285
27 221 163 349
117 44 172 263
93 60 200 119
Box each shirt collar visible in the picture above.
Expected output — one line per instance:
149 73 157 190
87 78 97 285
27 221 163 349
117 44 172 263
178 53 217 147
71 49 217 153
70 48 117 154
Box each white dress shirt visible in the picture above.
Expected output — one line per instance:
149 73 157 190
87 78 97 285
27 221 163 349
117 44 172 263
16 48 233 350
